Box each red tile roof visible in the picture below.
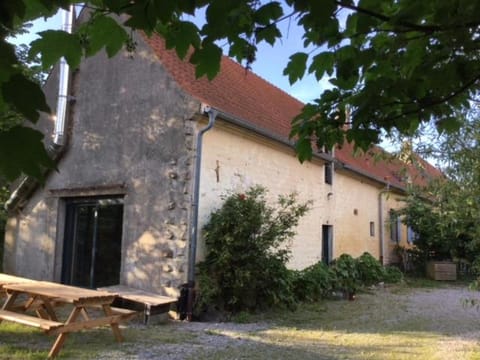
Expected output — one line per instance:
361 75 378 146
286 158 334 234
144 35 441 190
335 142 443 189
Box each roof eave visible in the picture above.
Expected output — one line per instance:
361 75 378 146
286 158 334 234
337 162 407 192
200 106 333 163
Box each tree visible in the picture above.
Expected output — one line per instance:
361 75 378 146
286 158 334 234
401 110 480 264
2 0 480 180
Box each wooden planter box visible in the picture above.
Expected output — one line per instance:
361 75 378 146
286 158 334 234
426 261 457 281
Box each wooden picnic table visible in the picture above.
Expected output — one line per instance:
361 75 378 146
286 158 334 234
0 277 136 358
0 273 37 288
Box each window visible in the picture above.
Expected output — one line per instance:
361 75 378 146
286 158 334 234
325 163 333 185
370 221 375 237
390 210 402 243
322 225 333 264
407 226 418 244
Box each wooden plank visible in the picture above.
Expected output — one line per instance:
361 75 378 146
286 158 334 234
3 282 117 304
102 304 124 342
39 296 58 321
0 310 63 331
98 285 177 306
89 305 138 321
110 306 138 316
48 313 124 335
48 307 81 358
0 273 37 286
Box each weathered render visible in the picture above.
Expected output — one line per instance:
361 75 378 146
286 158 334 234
5 30 203 297
4 18 441 297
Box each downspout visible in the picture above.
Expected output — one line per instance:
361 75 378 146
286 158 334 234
52 6 74 148
378 183 390 265
186 104 217 320
5 6 74 212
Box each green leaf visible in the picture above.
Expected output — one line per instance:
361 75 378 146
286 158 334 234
103 0 132 13
0 125 55 181
81 15 129 57
345 13 358 36
0 0 26 30
153 0 177 23
1 73 50 122
436 117 462 134
165 21 201 59
334 58 359 90
295 138 313 163
255 25 281 46
190 41 222 80
309 52 334 80
283 52 308 85
21 0 59 23
29 30 82 69
254 2 283 26
0 40 18 82
123 1 157 33
229 38 256 63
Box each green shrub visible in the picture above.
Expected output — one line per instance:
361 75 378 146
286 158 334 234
383 266 404 283
356 252 386 286
195 186 311 314
292 262 334 302
330 254 360 294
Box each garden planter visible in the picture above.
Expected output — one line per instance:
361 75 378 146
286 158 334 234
426 261 457 281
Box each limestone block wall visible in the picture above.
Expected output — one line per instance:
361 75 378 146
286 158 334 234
332 171 382 259
198 122 333 270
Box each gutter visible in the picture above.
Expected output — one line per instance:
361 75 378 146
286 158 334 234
208 107 404 192
340 163 405 192
5 6 74 212
185 104 217 320
378 184 391 265
213 108 333 163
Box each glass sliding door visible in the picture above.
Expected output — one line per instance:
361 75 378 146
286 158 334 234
62 197 123 288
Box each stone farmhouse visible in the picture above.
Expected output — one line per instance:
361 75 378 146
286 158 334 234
3 19 441 298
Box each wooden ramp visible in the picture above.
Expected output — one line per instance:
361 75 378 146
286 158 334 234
98 285 177 324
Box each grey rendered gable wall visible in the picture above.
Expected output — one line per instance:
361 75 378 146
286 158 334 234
5 31 201 297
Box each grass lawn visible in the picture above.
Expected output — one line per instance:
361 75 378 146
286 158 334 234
0 281 479 359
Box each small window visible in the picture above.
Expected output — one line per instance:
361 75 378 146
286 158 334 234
370 221 375 237
407 226 418 244
325 163 333 185
390 210 402 243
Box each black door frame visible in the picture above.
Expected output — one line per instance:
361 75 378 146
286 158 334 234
61 196 124 288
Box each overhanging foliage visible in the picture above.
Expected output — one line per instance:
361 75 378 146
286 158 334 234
2 0 480 179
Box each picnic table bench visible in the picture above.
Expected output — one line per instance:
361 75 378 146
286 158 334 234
0 274 137 358
99 285 177 324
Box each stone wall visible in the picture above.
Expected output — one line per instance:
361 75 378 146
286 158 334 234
5 31 199 297
198 121 411 268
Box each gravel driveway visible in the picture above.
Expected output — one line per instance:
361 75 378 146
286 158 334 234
95 285 480 360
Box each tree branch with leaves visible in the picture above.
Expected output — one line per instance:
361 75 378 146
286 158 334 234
2 0 480 180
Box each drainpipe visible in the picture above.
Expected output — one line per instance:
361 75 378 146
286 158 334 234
5 6 74 212
378 184 390 265
52 6 74 147
186 104 217 320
